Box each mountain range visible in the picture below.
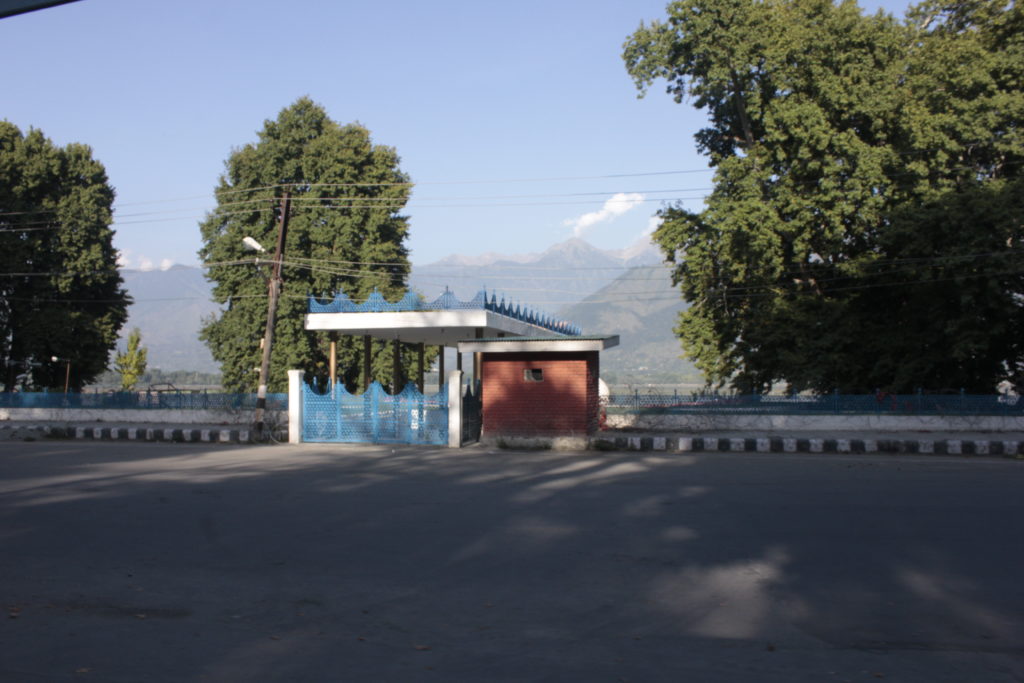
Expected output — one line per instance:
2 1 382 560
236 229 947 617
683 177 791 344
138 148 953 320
113 237 700 384
118 266 221 374
560 265 700 384
409 236 663 309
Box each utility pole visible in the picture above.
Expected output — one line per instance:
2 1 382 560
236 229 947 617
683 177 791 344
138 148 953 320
254 191 290 438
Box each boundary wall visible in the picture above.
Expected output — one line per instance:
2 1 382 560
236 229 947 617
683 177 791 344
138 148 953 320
0 407 287 426
606 412 1024 433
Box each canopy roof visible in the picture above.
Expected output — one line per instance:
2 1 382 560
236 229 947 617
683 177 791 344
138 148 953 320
305 288 583 346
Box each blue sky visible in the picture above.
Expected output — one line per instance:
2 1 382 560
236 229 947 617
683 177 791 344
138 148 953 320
3 0 911 269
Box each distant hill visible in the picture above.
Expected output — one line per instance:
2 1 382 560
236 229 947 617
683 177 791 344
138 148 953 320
558 264 703 385
409 236 663 311
118 266 220 373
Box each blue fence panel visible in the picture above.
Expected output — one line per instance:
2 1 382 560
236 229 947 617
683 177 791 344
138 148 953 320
302 381 448 445
0 391 287 410
604 391 1023 416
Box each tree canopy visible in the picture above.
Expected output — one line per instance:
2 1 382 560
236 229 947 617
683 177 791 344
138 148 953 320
0 122 129 391
199 98 428 393
624 0 1023 393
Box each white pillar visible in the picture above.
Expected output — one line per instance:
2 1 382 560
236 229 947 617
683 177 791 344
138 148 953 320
288 369 303 444
448 369 463 448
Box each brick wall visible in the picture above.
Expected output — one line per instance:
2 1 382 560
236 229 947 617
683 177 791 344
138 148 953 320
481 351 599 436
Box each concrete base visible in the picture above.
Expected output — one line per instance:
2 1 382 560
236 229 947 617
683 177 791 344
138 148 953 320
481 434 590 451
589 433 1023 457
0 423 280 445
605 412 1024 433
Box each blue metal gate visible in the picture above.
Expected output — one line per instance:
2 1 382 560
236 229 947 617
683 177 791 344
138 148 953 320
302 381 448 445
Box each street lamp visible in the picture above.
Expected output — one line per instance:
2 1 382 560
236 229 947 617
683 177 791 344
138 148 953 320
51 356 70 394
242 236 267 253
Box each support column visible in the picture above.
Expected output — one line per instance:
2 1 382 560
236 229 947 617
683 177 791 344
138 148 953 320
392 338 401 393
287 369 303 444
328 332 337 393
416 342 425 393
447 369 463 448
473 328 483 388
437 345 445 392
363 335 371 391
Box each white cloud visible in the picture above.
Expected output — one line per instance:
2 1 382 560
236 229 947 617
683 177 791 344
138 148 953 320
563 192 645 238
642 215 663 237
138 257 155 271
116 249 131 268
159 258 174 271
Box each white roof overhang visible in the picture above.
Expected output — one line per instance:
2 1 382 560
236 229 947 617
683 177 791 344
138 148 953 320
457 336 620 354
304 309 566 347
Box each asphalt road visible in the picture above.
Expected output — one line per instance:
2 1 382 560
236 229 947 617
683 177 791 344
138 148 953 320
1 441 1022 682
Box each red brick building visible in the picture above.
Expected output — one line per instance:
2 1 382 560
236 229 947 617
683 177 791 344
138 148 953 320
457 337 619 437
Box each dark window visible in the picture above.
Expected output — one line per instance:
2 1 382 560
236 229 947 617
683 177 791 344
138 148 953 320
524 368 543 382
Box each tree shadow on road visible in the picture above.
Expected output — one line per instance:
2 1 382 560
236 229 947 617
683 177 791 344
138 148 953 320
1 442 1022 682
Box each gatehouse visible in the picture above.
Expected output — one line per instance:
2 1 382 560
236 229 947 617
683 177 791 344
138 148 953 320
289 287 616 446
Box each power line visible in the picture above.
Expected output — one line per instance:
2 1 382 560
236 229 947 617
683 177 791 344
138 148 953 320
6 258 1023 308
98 187 711 220
4 247 1018 283
2 142 1018 221
103 196 701 228
0 225 61 233
0 258 252 278
281 248 1023 274
0 169 714 218
706 266 1024 299
220 255 1024 299
58 195 699 229
13 259 1023 309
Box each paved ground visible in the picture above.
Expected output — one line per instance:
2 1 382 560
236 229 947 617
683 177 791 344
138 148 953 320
1 441 1022 682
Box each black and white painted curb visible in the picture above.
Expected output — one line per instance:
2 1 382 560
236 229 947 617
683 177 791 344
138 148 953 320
0 424 277 444
2 423 1021 456
590 434 1024 457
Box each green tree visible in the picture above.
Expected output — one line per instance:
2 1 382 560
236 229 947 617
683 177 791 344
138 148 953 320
624 0 1023 393
199 98 433 393
0 122 129 391
114 327 148 391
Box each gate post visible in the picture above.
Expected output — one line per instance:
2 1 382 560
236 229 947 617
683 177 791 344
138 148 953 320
448 369 463 448
288 369 303 444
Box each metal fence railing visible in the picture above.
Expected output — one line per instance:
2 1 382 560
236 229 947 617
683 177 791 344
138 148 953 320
0 391 288 411
604 391 1023 416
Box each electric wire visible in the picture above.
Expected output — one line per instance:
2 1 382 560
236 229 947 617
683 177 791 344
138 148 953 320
8 257 1023 309
0 142 1018 221
0 170 717 219
0 194 707 228
3 249 1020 286
4 257 1023 306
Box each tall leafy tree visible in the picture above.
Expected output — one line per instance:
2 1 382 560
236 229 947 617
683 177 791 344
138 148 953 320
200 98 431 393
0 122 129 391
114 327 148 391
624 0 1023 393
